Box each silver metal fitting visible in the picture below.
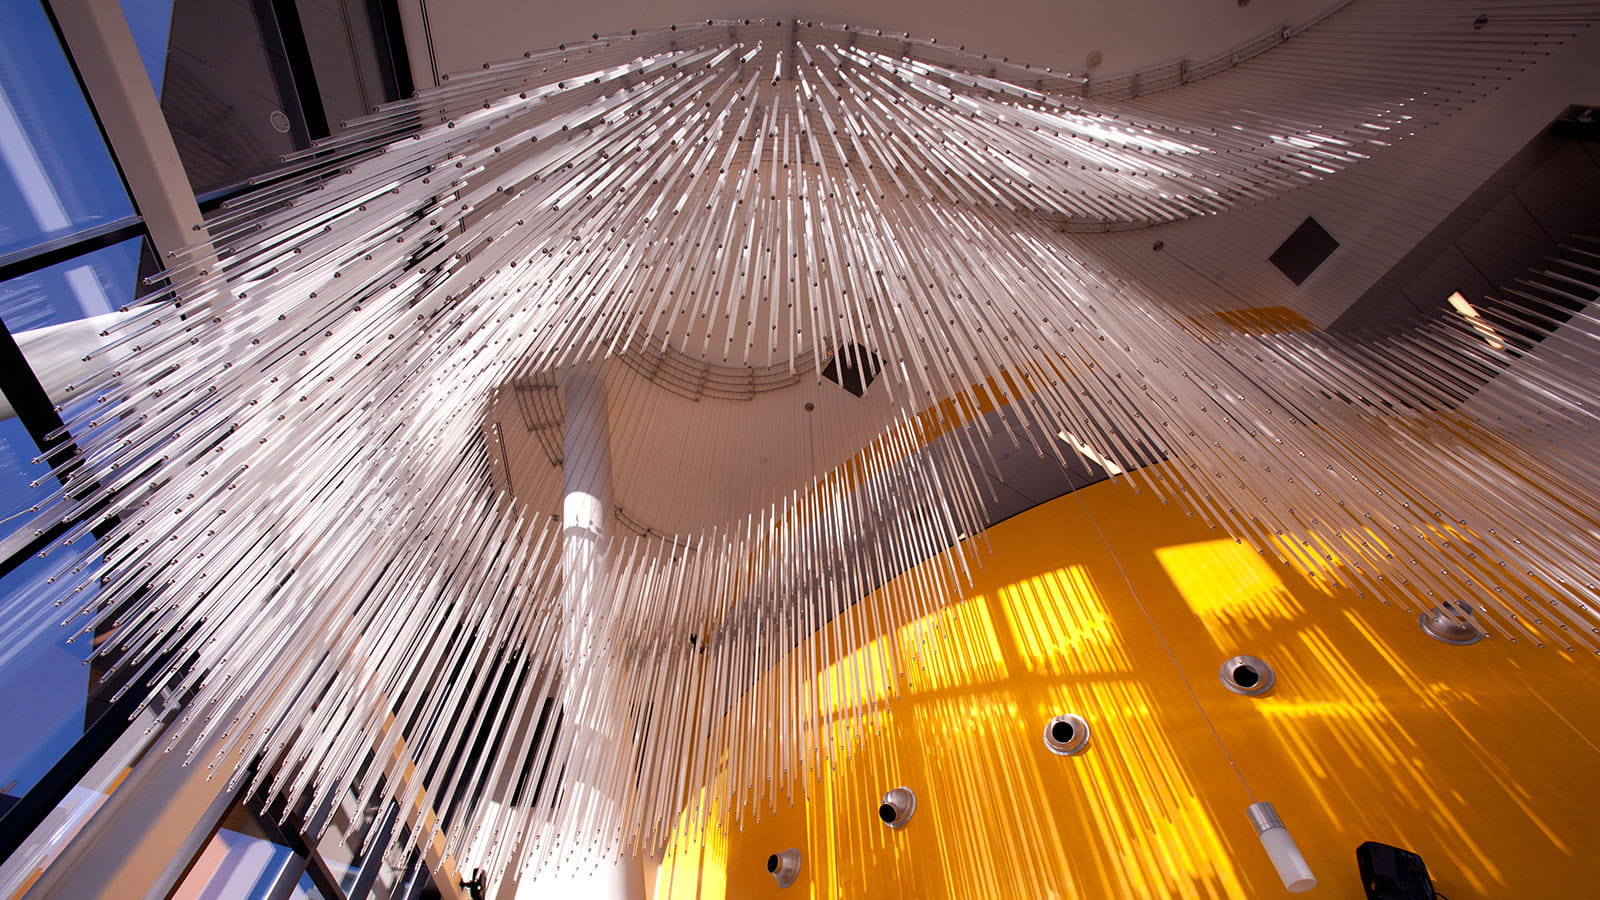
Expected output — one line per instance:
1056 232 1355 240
767 848 801 887
1246 801 1284 835
1219 655 1275 696
1419 602 1484 645
879 786 917 829
1043 713 1091 756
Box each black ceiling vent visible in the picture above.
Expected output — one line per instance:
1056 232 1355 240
1269 216 1340 286
822 343 883 397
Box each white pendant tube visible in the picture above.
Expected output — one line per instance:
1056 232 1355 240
1247 802 1317 893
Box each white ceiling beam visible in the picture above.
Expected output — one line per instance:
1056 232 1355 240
47 0 213 267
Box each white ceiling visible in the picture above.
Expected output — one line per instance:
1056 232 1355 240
399 0 1343 87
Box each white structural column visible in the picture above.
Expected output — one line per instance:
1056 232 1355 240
513 364 644 899
560 365 614 675
46 0 210 261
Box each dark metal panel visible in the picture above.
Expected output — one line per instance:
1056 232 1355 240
366 0 414 101
0 319 81 488
345 801 400 900
265 0 331 140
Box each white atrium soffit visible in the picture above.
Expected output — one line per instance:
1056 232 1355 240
399 0 1348 88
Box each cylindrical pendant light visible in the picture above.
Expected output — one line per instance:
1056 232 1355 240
1247 802 1316 893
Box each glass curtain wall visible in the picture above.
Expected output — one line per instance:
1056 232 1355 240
0 1 432 895
0 0 154 816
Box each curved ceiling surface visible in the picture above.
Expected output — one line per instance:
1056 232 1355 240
400 0 1347 86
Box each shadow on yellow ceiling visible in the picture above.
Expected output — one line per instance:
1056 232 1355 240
655 464 1600 899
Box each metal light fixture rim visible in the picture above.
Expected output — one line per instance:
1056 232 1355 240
1219 654 1276 696
1043 712 1092 756
879 785 917 829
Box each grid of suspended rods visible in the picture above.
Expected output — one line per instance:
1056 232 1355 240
5 0 1600 880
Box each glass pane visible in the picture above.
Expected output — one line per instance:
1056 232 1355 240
119 0 178 98
0 236 142 332
170 828 300 900
290 870 327 900
170 802 310 900
0 1 136 258
0 236 144 800
0 416 97 802
0 708 165 898
163 0 304 194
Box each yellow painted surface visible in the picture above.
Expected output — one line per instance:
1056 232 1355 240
657 468 1600 899
1198 307 1318 336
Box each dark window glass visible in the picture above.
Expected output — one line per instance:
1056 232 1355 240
292 870 326 900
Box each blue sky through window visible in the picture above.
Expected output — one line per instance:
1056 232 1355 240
0 0 179 817
0 417 97 801
0 1 136 259
120 0 178 98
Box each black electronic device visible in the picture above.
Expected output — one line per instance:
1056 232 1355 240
1357 841 1436 900
1551 105 1600 141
